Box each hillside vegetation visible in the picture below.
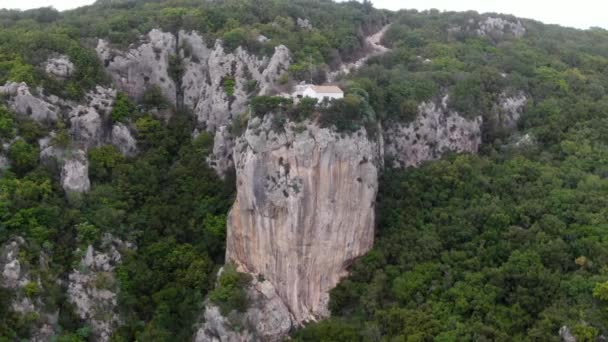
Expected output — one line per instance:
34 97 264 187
0 0 608 341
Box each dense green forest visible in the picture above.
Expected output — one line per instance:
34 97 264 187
1 0 608 341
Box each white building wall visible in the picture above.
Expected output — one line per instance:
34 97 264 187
302 88 343 102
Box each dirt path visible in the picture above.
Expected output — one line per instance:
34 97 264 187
327 24 392 82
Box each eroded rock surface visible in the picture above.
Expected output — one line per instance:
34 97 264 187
1 237 58 341
384 95 482 168
61 149 91 193
68 235 131 342
98 30 290 175
1 82 137 193
45 55 75 79
200 115 380 340
196 276 293 342
448 16 526 40
0 82 60 123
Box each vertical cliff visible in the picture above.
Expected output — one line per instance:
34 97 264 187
197 115 381 340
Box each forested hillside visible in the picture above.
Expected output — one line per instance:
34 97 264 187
0 0 607 341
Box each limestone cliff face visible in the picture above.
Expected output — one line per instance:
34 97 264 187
222 115 378 329
97 29 290 175
384 93 527 168
197 116 380 340
384 95 482 168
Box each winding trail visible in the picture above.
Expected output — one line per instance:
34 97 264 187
327 24 392 82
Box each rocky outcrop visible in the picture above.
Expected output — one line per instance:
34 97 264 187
207 126 235 176
559 326 577 342
0 82 60 123
98 29 290 130
496 92 527 129
477 17 526 39
448 16 526 41
196 276 293 342
68 235 131 342
98 29 290 175
111 123 138 157
1 237 58 341
45 55 75 79
384 95 482 168
197 115 380 340
0 82 138 193
96 30 177 103
61 149 91 193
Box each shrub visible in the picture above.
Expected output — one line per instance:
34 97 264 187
111 92 136 123
8 139 39 175
209 264 251 315
250 96 293 117
142 85 169 110
0 106 16 139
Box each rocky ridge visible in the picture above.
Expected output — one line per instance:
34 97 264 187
97 29 290 175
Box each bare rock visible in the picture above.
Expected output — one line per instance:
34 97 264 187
559 326 577 342
477 17 526 39
497 92 527 129
195 277 293 342
99 29 290 176
207 125 234 177
111 123 137 157
68 235 130 342
61 149 90 193
45 55 75 79
297 18 313 30
69 86 117 149
384 95 482 168
222 116 380 335
0 238 57 340
0 82 59 122
0 153 8 171
97 29 177 102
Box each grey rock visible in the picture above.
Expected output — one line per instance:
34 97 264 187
100 29 291 176
207 125 234 177
559 326 577 342
0 153 8 171
497 92 527 129
0 237 57 340
296 18 313 30
97 30 177 102
111 123 137 157
68 234 130 342
45 55 75 79
0 82 59 122
384 95 482 168
477 17 526 39
61 149 90 193
195 278 293 342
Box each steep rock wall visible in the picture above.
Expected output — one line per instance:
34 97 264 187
198 115 381 340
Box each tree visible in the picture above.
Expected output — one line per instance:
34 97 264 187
7 140 38 175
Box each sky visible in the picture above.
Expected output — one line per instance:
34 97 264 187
1 0 606 30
